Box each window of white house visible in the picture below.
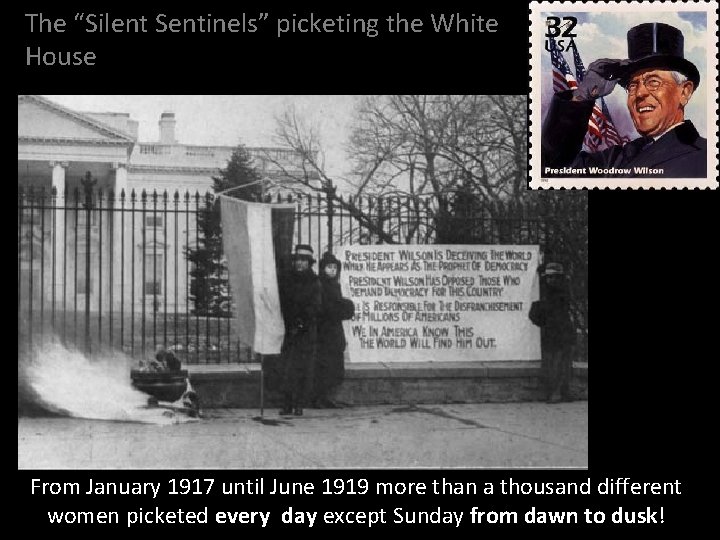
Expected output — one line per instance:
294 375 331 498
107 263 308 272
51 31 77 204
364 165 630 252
20 207 34 226
76 207 98 227
144 253 163 295
145 215 164 229
77 251 93 294
77 273 92 294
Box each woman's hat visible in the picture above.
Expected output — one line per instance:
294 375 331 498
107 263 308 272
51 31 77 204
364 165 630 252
319 251 340 268
617 22 700 88
292 244 315 263
542 262 565 276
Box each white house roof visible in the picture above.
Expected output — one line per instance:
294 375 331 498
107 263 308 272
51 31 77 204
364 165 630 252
18 95 136 146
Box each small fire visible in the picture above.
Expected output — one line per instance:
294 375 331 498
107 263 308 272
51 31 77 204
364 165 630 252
18 336 196 425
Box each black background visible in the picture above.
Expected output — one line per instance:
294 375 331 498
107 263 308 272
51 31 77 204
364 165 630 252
15 1 716 534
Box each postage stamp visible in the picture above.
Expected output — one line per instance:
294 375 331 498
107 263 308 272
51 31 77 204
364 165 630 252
529 1 718 189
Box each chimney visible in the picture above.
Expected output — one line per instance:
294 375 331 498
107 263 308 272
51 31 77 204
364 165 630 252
159 112 176 144
127 119 139 140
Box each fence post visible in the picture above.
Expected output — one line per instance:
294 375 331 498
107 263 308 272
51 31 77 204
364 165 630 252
81 171 96 355
50 163 67 328
326 184 336 253
18 188 22 322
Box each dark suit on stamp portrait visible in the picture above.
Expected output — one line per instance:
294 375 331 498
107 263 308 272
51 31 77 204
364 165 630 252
541 22 707 178
542 92 707 177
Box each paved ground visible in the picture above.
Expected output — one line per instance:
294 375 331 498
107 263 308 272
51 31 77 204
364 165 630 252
18 401 587 469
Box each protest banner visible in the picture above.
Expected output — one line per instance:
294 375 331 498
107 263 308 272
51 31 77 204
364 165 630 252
340 245 541 362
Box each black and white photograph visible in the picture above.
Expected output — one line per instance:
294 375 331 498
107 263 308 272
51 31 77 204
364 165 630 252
17 94 588 469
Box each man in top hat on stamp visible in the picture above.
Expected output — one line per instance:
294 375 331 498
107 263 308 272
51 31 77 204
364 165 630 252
542 22 706 177
277 244 322 416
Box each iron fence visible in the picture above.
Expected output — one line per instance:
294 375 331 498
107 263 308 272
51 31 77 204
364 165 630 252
18 185 588 363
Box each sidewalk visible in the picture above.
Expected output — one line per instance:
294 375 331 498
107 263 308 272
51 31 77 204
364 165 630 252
185 361 589 407
17 401 587 469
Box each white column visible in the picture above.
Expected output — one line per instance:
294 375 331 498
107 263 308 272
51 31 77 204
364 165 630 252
51 162 67 193
113 162 128 196
50 161 67 307
112 163 128 313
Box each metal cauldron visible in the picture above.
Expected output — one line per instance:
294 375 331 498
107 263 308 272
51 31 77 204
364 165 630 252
130 369 189 402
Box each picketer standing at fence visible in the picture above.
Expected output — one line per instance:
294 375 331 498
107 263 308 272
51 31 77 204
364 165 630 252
529 262 576 403
313 252 356 408
278 244 322 416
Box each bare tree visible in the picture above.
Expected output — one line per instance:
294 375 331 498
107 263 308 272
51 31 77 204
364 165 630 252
267 106 398 244
437 95 528 204
347 96 526 194
346 95 528 241
266 96 528 244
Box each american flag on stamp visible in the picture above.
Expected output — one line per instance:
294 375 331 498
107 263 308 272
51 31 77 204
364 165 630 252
566 39 629 151
595 100 625 146
549 36 578 92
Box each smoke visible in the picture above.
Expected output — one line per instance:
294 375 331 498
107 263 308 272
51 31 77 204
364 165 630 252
18 335 196 425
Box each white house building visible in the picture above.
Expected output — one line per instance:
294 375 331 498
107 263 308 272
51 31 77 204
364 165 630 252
18 95 315 319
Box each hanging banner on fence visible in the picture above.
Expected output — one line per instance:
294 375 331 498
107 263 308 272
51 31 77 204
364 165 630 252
340 244 541 363
220 198 295 355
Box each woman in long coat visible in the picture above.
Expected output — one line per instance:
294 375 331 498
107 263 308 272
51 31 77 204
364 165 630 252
528 262 576 403
278 245 322 416
313 252 355 408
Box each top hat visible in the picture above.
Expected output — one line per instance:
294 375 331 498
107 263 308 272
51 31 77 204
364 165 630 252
617 23 700 88
291 244 315 263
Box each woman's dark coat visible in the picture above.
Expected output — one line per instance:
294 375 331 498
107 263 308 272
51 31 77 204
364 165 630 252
528 278 575 352
278 266 322 408
315 256 355 396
